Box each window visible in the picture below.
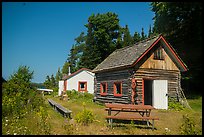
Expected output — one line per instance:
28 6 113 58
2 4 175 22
100 82 107 95
78 81 87 92
154 46 164 60
113 82 122 96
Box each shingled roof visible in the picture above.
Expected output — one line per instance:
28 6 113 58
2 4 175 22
62 68 93 80
93 34 187 73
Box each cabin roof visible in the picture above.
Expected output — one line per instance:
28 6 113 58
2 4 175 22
93 34 188 73
62 68 94 80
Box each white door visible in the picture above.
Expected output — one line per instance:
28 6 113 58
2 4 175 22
153 80 168 109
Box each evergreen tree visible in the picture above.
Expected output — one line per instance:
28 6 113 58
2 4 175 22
122 25 133 47
115 27 123 49
148 25 152 38
141 27 146 40
69 32 86 71
80 12 120 69
51 74 56 87
132 32 141 44
55 67 62 82
151 2 202 92
62 61 70 75
44 75 52 89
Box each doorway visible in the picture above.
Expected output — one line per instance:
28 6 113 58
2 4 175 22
144 79 153 106
143 79 168 109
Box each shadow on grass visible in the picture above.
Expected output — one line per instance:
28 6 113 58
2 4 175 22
107 119 157 130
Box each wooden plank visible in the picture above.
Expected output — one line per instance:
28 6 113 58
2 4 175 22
106 115 159 120
105 103 155 110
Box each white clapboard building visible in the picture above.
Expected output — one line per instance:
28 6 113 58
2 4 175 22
58 68 95 96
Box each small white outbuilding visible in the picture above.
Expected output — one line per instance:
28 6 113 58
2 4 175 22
58 68 95 96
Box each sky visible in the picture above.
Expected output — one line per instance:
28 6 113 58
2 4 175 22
2 2 155 83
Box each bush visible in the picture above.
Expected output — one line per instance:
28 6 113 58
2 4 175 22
180 114 198 135
62 118 74 134
66 90 93 101
2 65 48 135
75 102 95 126
168 98 185 111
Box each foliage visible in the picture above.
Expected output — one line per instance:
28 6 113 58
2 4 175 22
168 98 185 111
180 114 198 135
62 61 71 75
141 27 147 40
80 12 120 69
132 32 141 43
168 101 184 111
75 102 95 126
151 2 202 92
36 106 51 135
43 73 60 89
122 25 133 47
66 89 94 101
55 67 63 82
62 118 74 135
2 65 48 135
2 115 32 135
2 65 43 117
61 12 150 73
67 32 86 72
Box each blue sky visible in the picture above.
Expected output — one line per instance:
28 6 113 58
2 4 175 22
2 2 155 83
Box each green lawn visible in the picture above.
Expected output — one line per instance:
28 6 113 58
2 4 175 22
2 92 202 135
41 93 202 135
187 96 202 112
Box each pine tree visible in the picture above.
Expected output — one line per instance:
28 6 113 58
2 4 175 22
80 12 120 69
122 25 133 47
132 32 141 44
62 61 70 75
44 75 51 89
148 25 152 38
141 27 146 40
55 67 62 82
51 74 56 87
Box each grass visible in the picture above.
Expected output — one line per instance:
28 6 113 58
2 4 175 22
187 96 202 112
2 91 202 135
42 92 202 135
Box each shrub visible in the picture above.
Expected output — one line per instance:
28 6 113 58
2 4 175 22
168 98 185 111
36 106 51 135
66 90 93 101
180 114 197 135
62 118 74 134
75 102 95 126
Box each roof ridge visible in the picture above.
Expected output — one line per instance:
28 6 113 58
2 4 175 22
114 34 161 52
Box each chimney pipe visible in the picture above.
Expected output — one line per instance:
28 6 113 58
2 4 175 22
68 66 71 75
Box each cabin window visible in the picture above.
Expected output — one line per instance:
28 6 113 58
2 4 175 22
78 81 87 92
113 82 122 96
154 46 164 60
100 82 107 95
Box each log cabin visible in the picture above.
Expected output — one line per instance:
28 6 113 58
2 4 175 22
92 34 187 109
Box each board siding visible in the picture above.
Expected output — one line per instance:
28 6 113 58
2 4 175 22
94 68 181 105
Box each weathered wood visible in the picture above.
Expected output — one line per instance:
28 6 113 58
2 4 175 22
47 99 72 118
106 115 159 120
139 47 179 71
94 66 181 105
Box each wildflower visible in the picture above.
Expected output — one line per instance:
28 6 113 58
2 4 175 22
5 124 8 126
14 133 17 135
6 120 8 122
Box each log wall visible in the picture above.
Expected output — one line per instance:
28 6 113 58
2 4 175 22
133 68 180 104
94 69 132 104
